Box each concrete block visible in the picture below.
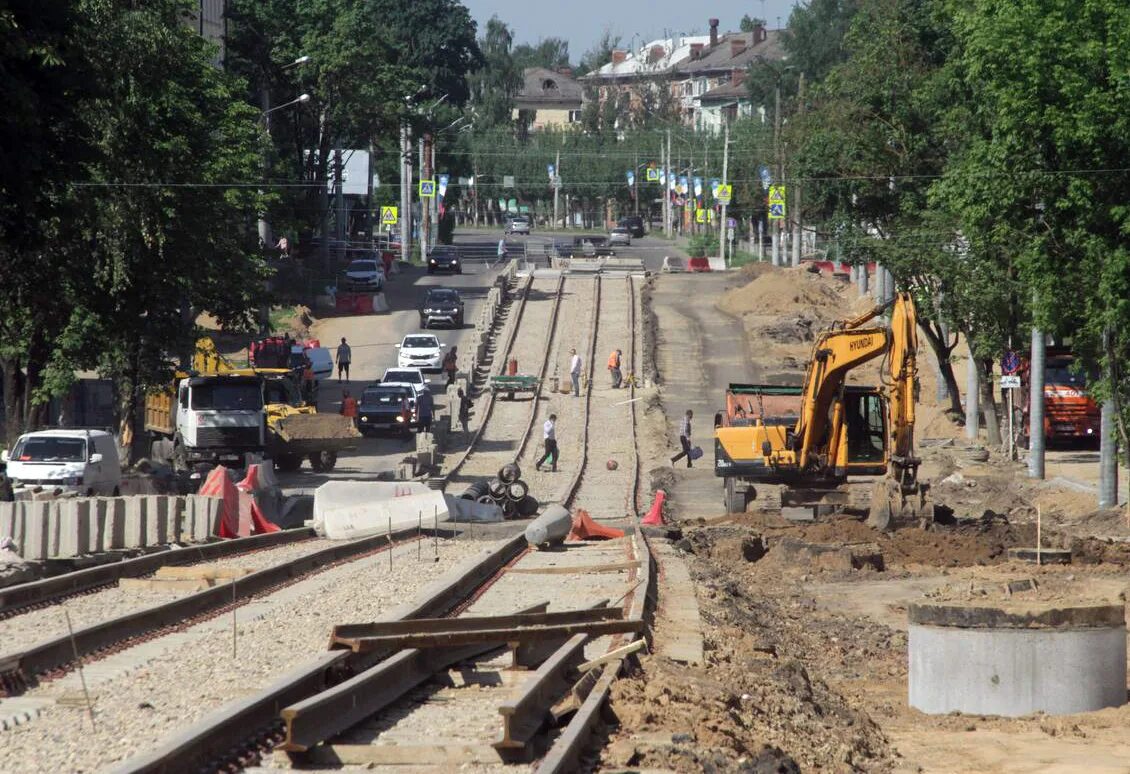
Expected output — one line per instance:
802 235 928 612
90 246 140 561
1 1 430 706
186 495 217 542
203 496 223 538
170 496 186 544
90 498 108 553
0 502 17 544
105 497 126 550
145 496 169 545
56 499 91 558
124 496 148 548
23 501 52 560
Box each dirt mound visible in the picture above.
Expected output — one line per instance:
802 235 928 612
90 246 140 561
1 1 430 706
718 266 846 322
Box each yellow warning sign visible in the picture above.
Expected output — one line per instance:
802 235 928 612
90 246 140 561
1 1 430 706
716 184 732 204
695 208 707 224
768 185 787 220
381 206 398 225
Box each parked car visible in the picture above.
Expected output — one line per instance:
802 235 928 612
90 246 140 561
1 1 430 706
609 227 632 247
356 384 416 437
504 215 531 235
396 334 445 371
1 429 121 496
379 368 430 403
342 259 385 291
418 287 465 328
618 215 646 238
427 245 462 274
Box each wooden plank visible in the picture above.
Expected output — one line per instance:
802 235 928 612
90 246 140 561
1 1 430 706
576 640 646 672
335 619 643 653
507 561 640 575
153 565 254 580
331 607 621 641
495 633 587 751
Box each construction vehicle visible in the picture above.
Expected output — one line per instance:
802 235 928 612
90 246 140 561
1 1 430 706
1017 348 1100 447
145 339 359 473
714 291 933 529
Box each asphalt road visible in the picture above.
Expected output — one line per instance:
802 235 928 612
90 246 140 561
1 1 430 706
275 232 504 492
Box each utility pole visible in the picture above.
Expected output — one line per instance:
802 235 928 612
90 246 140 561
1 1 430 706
399 120 411 266
791 72 805 267
334 145 345 249
1028 319 1046 478
258 82 272 249
664 130 672 238
553 149 560 229
418 136 428 257
634 151 639 216
364 141 374 244
428 134 437 248
718 122 730 267
772 84 782 266
1100 328 1119 507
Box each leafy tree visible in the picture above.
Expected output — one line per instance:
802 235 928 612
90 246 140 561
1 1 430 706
467 16 520 130
512 38 571 71
576 29 621 77
740 15 766 32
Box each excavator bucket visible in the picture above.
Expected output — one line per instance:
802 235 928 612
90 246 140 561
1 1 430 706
866 478 935 531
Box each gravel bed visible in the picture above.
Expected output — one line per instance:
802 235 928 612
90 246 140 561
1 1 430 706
513 278 597 504
0 537 333 649
459 277 564 484
571 276 637 520
0 536 506 773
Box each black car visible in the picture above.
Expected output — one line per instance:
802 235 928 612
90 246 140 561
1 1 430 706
618 216 646 238
427 245 461 274
419 287 465 328
357 384 416 437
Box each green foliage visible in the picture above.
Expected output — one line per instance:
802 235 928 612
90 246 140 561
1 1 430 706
740 15 766 32
576 29 621 77
468 16 521 130
687 234 719 258
512 38 571 71
437 211 456 245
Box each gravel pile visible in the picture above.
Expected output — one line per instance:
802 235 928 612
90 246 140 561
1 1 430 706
0 537 334 648
0 536 506 773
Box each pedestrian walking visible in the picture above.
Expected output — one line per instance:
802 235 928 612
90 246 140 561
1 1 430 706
336 337 351 383
497 237 508 262
339 390 358 420
535 413 558 472
457 388 473 435
301 354 317 405
607 348 622 388
442 346 458 387
416 389 434 433
670 409 694 468
569 348 582 397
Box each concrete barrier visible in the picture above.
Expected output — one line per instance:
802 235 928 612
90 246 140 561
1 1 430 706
124 496 148 548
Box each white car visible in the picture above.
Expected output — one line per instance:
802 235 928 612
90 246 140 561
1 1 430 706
343 259 386 291
380 367 430 399
2 429 122 496
396 334 445 371
505 216 531 235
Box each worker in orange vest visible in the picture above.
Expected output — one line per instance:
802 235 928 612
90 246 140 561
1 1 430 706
302 355 317 404
340 390 358 421
607 349 622 389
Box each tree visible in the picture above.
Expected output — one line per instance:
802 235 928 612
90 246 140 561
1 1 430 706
740 15 766 32
576 29 621 77
512 38 571 71
467 16 521 130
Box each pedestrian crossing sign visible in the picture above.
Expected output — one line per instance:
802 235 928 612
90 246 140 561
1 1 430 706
646 167 659 182
768 185 787 220
380 206 398 225
419 179 436 198
769 203 785 220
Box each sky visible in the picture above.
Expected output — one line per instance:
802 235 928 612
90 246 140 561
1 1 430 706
462 0 800 61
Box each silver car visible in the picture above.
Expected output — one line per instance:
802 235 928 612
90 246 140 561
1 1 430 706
608 227 632 246
505 216 531 235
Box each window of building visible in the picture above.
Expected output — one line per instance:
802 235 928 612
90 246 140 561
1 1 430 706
568 110 583 123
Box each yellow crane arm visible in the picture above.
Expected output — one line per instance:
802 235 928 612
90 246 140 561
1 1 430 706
887 291 919 466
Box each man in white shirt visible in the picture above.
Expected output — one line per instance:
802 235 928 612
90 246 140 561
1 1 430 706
569 348 582 397
497 237 507 262
535 413 558 472
670 409 694 468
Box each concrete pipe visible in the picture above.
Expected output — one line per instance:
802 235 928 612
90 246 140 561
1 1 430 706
908 602 1127 717
502 498 519 519
498 462 522 484
517 495 540 517
506 480 529 501
525 504 572 547
488 478 508 499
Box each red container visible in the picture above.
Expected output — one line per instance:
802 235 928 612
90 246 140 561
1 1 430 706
507 357 518 375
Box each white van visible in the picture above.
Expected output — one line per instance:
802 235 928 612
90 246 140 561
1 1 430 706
1 429 122 496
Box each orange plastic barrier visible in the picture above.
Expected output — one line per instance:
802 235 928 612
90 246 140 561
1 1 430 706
640 489 666 526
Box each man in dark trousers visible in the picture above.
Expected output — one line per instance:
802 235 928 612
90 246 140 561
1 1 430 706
457 388 473 435
535 413 558 472
443 346 458 387
416 389 434 433
670 409 694 468
336 337 351 383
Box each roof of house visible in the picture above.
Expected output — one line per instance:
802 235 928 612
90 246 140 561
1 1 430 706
699 80 753 104
581 35 712 81
514 67 583 108
674 29 785 76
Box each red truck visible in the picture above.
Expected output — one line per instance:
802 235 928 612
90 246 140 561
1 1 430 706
1019 348 1100 447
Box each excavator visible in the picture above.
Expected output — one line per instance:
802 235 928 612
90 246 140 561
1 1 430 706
713 291 933 529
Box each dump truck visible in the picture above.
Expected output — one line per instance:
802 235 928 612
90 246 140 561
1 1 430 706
1018 348 1100 447
714 292 932 528
145 339 358 473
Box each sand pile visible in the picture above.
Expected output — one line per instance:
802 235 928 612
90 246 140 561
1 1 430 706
718 266 846 322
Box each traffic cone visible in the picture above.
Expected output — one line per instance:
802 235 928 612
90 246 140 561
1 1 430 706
640 489 666 526
567 509 626 541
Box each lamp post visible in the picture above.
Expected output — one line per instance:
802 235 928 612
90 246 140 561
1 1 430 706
257 54 310 248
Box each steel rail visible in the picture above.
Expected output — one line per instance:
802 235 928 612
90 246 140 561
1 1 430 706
109 533 528 774
0 527 417 694
512 273 568 462
560 274 602 507
0 527 314 618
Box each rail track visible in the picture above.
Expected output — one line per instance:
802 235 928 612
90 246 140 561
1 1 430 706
0 526 431 696
0 527 315 620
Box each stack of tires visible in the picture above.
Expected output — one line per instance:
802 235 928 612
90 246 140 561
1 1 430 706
459 463 539 519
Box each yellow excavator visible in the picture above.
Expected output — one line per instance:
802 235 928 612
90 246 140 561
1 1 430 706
714 291 932 529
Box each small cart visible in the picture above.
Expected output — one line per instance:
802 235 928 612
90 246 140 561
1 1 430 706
489 374 539 400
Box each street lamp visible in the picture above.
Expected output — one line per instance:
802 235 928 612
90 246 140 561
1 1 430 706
261 93 310 120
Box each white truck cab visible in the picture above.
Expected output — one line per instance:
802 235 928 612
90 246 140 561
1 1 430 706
2 429 121 496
